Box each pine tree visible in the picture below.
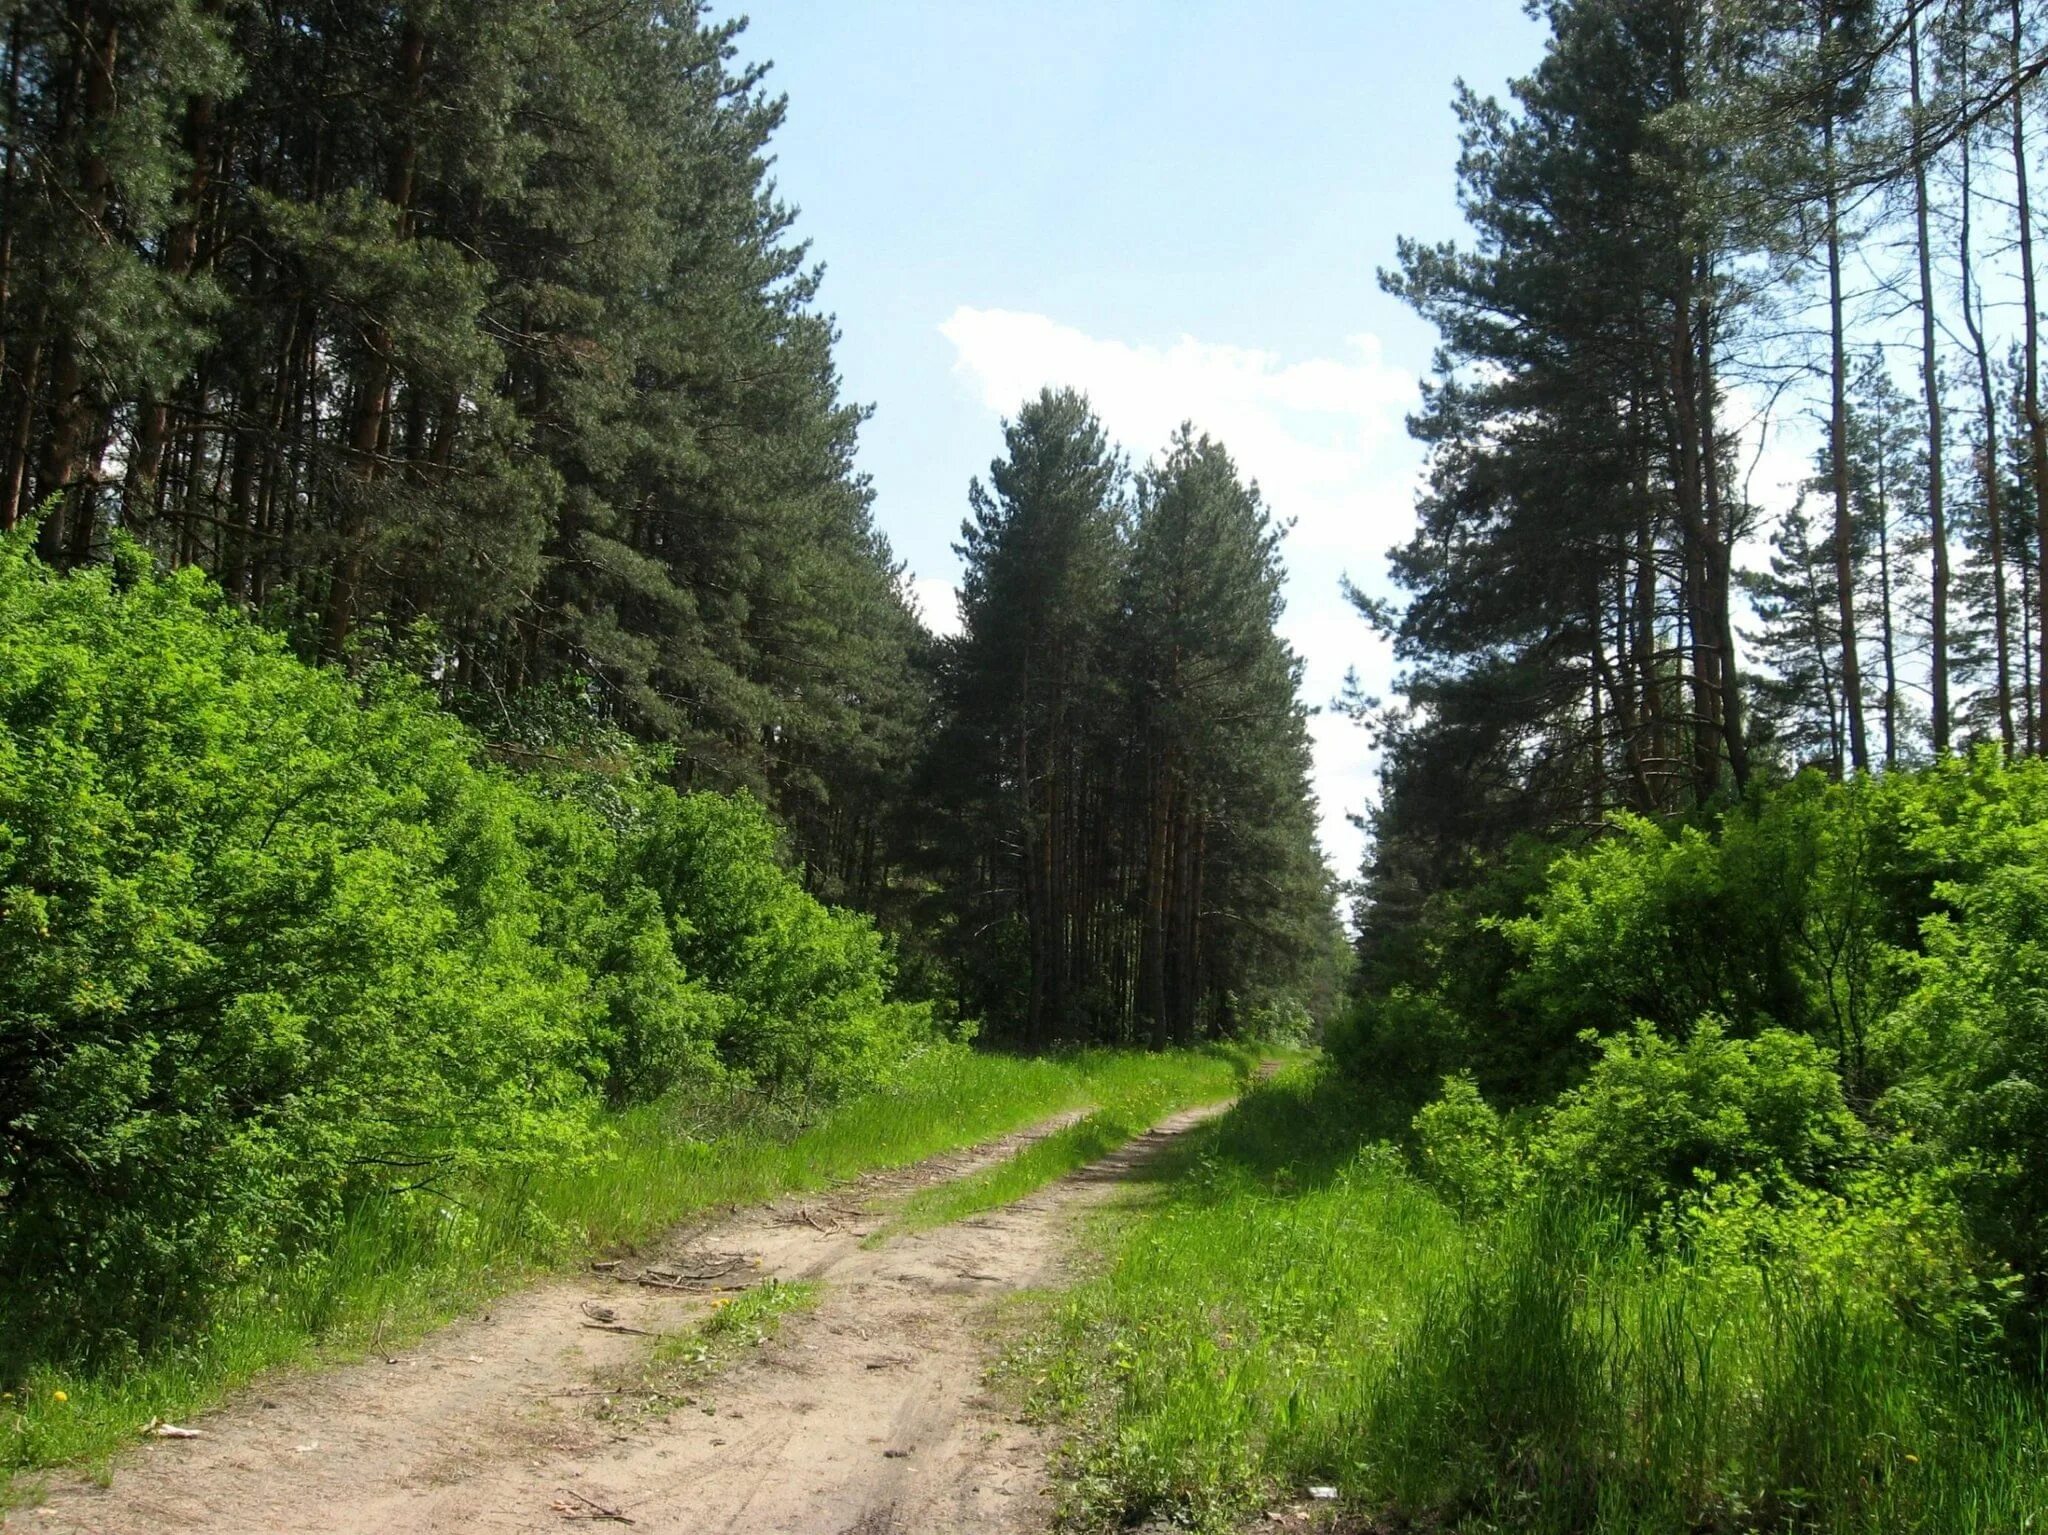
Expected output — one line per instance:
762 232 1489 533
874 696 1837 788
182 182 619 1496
1371 0 1761 907
1123 429 1332 1044
930 389 1128 1043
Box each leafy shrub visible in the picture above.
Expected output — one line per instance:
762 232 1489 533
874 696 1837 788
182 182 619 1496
1667 1160 2020 1342
1530 1021 1867 1211
1328 985 1468 1094
505 779 724 1107
1412 1073 1518 1214
1877 752 2048 1303
0 540 598 1360
629 789 935 1100
0 536 937 1365
1345 838 1573 1103
1502 776 1908 1083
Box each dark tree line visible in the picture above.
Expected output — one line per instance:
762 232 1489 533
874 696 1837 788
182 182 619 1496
921 391 1341 1048
0 0 924 900
1360 0 2048 937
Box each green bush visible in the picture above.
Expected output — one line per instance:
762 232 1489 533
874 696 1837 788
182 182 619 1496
1667 1160 2019 1342
1876 752 2048 1304
1412 1072 1517 1214
1531 1021 1867 1210
1502 776 1908 1084
0 540 599 1360
1345 838 1570 1102
500 776 722 1108
629 789 935 1100
0 536 936 1366
1327 984 1469 1095
1357 752 2048 1327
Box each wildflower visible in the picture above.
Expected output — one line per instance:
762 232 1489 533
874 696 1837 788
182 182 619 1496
1904 1453 1920 1465
51 1390 68 1403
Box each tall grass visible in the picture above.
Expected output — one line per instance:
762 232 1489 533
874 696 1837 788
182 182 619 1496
3 1043 1231 1488
1025 1065 2048 1533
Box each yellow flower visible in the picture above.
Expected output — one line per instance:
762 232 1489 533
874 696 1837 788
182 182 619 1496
51 1390 68 1404
1904 1453 1920 1465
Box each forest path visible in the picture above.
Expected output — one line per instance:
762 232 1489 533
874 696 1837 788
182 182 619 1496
14 1101 1229 1535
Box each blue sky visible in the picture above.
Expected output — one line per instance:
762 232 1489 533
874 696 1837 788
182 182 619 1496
733 1 1553 877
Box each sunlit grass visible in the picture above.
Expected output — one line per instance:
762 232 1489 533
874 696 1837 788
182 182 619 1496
877 1046 1257 1239
1025 1063 2048 1534
1 1043 1225 1492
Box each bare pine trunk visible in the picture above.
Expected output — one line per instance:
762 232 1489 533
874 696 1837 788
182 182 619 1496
323 17 427 657
2013 0 2048 755
1911 11 1952 751
1825 112 1868 773
1963 128 2018 753
37 5 119 565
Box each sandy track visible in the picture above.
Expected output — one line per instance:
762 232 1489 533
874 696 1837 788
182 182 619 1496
13 1102 1228 1535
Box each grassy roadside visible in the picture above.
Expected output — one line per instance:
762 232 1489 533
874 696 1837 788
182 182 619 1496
876 1046 1261 1239
1019 1063 2048 1535
2 1043 1238 1490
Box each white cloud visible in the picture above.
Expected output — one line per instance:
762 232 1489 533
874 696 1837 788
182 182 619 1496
936 306 1422 881
909 575 963 638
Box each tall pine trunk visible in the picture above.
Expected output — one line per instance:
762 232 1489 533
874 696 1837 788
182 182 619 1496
2012 0 2048 755
37 3 120 566
0 12 21 531
1699 319 1748 789
1911 10 1952 752
1876 453 1899 768
1824 106 1869 774
1141 747 1173 1051
128 3 223 529
1963 126 2018 753
323 17 427 658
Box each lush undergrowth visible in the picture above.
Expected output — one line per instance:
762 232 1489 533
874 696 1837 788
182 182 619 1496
0 535 945 1374
2 1043 1232 1487
878 1046 1263 1238
1026 1065 2048 1534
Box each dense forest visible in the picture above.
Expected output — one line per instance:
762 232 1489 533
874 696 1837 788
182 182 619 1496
0 0 1334 1385
1361 0 2048 888
17 0 2048 1528
0 0 1339 1030
1264 0 2048 1528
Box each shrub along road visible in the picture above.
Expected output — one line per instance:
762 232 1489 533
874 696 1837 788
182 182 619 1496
13 1100 1238 1534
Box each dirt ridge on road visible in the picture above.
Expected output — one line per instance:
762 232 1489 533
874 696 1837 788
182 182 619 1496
11 1100 1231 1535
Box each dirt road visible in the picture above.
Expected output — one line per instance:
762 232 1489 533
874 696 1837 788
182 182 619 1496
12 1103 1228 1535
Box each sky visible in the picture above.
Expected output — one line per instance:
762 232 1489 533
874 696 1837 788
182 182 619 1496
731 1 1556 880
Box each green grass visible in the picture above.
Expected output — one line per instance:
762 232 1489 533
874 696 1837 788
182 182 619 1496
1 1042 1231 1493
624 1278 822 1411
1021 1063 2048 1534
876 1045 1258 1238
